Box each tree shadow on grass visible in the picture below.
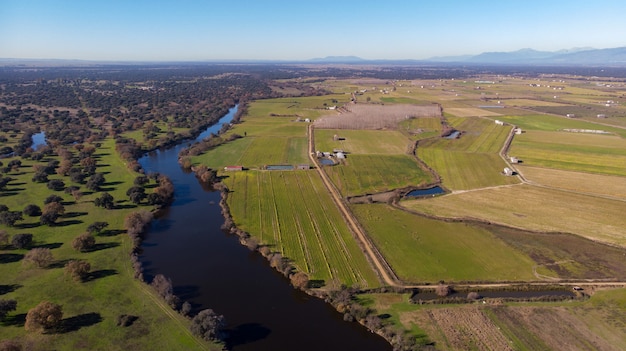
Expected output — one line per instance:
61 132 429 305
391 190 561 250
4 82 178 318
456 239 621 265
58 312 102 333
308 279 326 289
0 284 21 295
14 222 41 229
0 253 23 264
0 191 19 197
85 269 117 282
54 219 83 227
115 204 138 210
87 242 120 252
63 211 88 218
99 229 126 237
225 323 271 349
1 313 26 327
33 242 62 250
48 259 73 269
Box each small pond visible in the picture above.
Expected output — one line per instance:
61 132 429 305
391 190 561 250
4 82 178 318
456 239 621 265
31 131 47 150
319 158 335 166
405 186 445 197
443 131 460 139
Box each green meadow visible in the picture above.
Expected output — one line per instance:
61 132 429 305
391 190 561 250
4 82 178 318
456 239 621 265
0 139 210 350
351 204 536 283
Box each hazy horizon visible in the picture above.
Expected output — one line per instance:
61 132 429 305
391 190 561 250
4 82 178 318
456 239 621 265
1 0 625 62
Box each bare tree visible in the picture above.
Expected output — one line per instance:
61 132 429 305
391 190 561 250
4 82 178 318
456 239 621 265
25 301 63 333
23 248 54 268
71 233 96 252
64 260 91 282
290 272 309 290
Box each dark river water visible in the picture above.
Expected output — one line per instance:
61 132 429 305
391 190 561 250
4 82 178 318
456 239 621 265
138 106 391 351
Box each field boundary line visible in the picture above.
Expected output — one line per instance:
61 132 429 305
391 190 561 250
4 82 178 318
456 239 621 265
308 124 400 287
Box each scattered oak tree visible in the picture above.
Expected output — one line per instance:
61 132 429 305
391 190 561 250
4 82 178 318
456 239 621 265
86 221 109 235
23 248 54 268
25 301 63 333
23 204 42 217
64 260 91 282
94 192 115 209
71 233 96 252
0 299 17 319
11 233 33 249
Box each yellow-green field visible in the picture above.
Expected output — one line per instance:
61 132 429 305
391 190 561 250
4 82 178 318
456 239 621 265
509 130 626 176
519 165 626 200
404 184 626 247
314 129 410 155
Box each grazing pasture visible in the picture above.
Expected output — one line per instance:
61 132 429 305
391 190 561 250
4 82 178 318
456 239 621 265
314 129 411 155
222 170 380 288
323 155 434 197
351 204 536 283
518 165 626 200
404 184 626 247
0 139 207 350
509 130 626 176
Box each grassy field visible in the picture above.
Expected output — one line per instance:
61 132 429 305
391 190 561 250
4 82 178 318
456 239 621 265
222 170 380 288
324 155 434 197
495 114 626 137
509 130 626 176
351 204 536 283
519 165 626 200
416 117 520 190
0 139 211 350
314 129 410 155
404 184 626 247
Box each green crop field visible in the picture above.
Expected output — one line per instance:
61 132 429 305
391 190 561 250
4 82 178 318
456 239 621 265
323 154 434 197
314 129 411 155
495 114 626 137
222 170 380 288
418 148 518 190
351 204 536 283
0 138 210 350
404 184 626 247
509 130 626 176
397 117 442 140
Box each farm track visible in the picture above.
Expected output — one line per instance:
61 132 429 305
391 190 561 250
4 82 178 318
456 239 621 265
308 124 626 291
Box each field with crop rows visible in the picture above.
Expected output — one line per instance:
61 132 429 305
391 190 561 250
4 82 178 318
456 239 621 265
509 130 626 176
351 204 536 282
404 184 626 247
222 170 380 288
323 155 434 197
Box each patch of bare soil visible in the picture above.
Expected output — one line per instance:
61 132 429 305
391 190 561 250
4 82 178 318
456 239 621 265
314 104 441 130
490 306 618 351
413 306 514 351
485 225 626 280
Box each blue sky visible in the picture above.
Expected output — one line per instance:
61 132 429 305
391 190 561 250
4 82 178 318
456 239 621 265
1 0 625 61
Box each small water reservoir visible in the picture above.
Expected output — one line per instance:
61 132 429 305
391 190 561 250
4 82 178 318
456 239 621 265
443 131 460 139
406 186 445 197
319 158 335 166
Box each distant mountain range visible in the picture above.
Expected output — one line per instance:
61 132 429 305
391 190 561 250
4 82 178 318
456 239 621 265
309 46 626 66
3 46 626 67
